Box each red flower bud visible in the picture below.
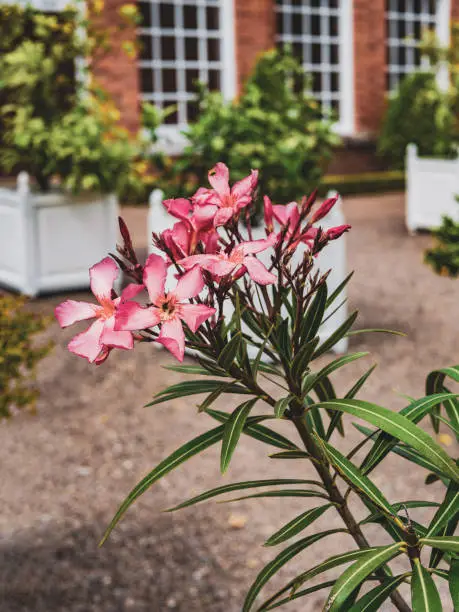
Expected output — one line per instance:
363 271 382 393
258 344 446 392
311 196 338 224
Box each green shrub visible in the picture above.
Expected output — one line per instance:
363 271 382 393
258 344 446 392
0 3 161 196
378 71 458 169
163 48 340 206
0 295 52 419
425 202 459 277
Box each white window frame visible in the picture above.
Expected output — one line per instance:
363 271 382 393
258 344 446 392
0 0 69 10
138 0 236 155
275 0 355 137
386 0 451 92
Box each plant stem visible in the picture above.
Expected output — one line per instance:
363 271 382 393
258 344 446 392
292 415 411 612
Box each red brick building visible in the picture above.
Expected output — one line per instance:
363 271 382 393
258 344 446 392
29 1 459 161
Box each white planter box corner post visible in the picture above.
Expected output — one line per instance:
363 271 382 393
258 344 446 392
406 143 459 233
148 189 349 356
0 172 119 296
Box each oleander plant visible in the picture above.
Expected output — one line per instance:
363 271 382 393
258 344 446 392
56 164 458 610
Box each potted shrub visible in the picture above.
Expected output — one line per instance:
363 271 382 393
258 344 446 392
0 3 157 295
379 26 459 232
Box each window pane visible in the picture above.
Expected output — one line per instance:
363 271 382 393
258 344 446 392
138 2 152 27
186 69 200 92
159 3 174 28
161 36 175 60
140 68 153 92
185 37 198 60
162 69 177 93
139 35 153 60
207 38 220 61
206 6 219 30
184 5 198 29
208 69 220 90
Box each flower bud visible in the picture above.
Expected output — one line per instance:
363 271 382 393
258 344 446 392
326 224 351 240
310 196 338 224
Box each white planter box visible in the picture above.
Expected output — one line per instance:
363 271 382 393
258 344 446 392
148 189 348 354
0 173 119 296
406 144 459 232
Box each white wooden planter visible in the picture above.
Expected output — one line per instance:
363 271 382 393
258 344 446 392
0 173 119 296
406 144 459 232
148 189 348 354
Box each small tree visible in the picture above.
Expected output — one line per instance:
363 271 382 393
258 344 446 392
425 200 459 277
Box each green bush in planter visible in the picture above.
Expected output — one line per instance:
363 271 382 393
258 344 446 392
0 3 161 197
425 200 459 278
163 48 340 207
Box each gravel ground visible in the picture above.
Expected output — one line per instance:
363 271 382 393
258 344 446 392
0 192 458 612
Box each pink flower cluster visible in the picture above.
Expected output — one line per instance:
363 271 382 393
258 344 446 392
56 163 350 364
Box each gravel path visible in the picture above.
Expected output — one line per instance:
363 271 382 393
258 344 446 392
0 193 457 611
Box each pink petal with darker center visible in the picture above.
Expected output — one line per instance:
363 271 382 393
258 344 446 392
68 319 105 363
115 301 161 331
143 253 168 305
208 162 230 197
174 266 204 300
156 317 185 361
243 257 276 285
55 300 99 328
179 303 216 332
100 317 134 350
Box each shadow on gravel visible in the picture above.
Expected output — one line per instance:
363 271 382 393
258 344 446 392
0 514 232 612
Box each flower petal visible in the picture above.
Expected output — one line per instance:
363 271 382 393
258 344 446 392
100 316 134 350
157 317 185 361
67 319 105 363
143 253 168 304
90 257 119 302
191 204 217 231
243 256 276 285
177 254 217 271
208 162 230 197
163 198 192 220
231 169 258 207
213 207 234 227
272 202 299 227
115 301 161 331
55 300 98 328
179 303 216 332
239 233 277 256
121 283 145 300
174 266 204 300
207 259 236 277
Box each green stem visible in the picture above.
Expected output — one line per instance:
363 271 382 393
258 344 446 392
292 415 411 612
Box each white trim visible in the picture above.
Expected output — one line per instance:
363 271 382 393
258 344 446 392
275 0 355 137
436 0 451 91
0 0 69 10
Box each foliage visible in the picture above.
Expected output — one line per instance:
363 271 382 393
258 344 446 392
0 294 52 419
0 2 161 195
378 71 458 169
321 170 405 197
56 162 459 611
425 201 459 277
163 48 340 208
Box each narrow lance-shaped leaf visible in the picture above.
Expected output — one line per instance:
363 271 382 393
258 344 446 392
420 536 459 553
220 489 330 503
206 408 299 451
291 337 320 379
269 450 311 460
449 559 459 610
314 352 369 389
218 332 242 370
261 581 336 611
426 365 459 435
220 398 258 473
274 396 292 419
313 310 358 359
146 379 251 406
242 529 345 612
348 574 409 612
325 543 405 612
259 548 384 611
425 481 459 538
100 425 225 545
264 503 333 547
315 437 399 521
164 479 325 512
325 271 354 309
411 559 442 612
312 398 459 483
301 282 327 342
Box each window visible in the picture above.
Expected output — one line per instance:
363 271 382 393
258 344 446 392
275 0 354 135
138 0 235 133
386 0 450 91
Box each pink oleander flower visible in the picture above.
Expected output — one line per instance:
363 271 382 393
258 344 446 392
55 257 143 364
178 235 277 285
263 197 318 251
162 198 218 256
115 254 216 362
324 224 352 241
192 163 258 227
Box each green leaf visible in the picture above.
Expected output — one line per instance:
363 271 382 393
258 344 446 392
346 328 406 337
315 352 369 388
264 503 333 546
261 548 384 611
164 479 322 512
420 536 459 553
344 365 378 400
305 405 326 438
325 271 353 309
411 559 442 612
218 332 242 370
261 581 336 611
360 501 440 525
425 482 459 538
146 379 251 406
220 488 329 503
100 425 225 545
206 408 299 450
449 559 459 610
291 337 320 379
313 399 459 483
426 366 459 435
251 326 275 379
359 393 458 475
163 364 226 376
325 543 404 612
269 450 311 460
220 398 257 473
315 437 398 519
242 529 344 612
274 396 292 419
348 575 408 612
313 310 358 359
301 282 327 342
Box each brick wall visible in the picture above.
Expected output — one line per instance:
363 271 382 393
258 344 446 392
234 0 276 92
91 0 140 133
